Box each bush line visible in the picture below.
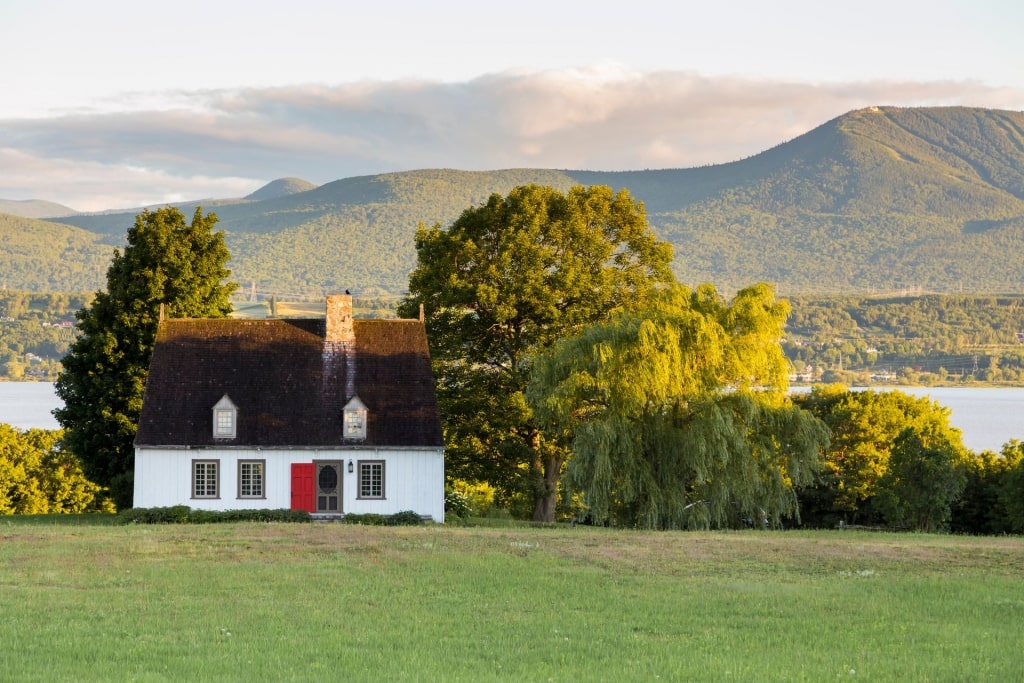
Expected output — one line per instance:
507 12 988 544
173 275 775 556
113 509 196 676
118 506 428 525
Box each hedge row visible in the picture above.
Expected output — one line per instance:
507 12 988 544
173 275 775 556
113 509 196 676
118 506 310 524
118 506 426 525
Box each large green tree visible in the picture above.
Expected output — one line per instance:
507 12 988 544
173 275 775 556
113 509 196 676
874 428 968 532
55 207 236 507
793 386 969 526
399 184 675 521
527 283 829 529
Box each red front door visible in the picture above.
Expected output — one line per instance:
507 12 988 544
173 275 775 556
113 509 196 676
290 463 315 512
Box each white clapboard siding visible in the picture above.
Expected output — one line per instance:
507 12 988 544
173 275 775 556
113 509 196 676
133 447 445 521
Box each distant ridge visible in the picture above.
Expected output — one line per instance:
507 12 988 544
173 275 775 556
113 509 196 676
10 106 1024 295
245 177 318 201
0 198 78 219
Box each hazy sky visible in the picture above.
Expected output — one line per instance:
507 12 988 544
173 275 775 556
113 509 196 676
2 0 1022 211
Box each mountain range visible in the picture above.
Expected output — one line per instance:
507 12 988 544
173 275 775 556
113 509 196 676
3 106 1024 297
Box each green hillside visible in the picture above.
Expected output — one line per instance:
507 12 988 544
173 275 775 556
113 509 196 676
0 214 113 292
10 106 1024 296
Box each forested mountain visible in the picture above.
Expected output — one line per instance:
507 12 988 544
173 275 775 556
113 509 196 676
5 106 1024 296
0 214 114 291
243 177 318 201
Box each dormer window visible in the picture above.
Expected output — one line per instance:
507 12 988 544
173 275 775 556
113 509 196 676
343 395 367 441
212 394 237 439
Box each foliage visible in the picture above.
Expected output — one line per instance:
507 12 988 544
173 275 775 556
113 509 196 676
950 442 1023 534
784 293 1024 384
444 488 472 519
998 441 1024 533
54 207 237 508
448 479 499 517
338 511 424 526
340 513 388 526
874 428 969 532
387 510 425 526
528 283 829 529
793 385 970 526
0 214 113 293
6 290 1024 385
0 291 92 380
118 506 311 524
0 425 111 514
399 184 675 521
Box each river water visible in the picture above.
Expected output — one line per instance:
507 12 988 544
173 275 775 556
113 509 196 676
1 382 1022 453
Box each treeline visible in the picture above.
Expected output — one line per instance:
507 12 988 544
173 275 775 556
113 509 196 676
3 290 1024 385
792 385 1024 534
784 294 1024 384
0 291 91 380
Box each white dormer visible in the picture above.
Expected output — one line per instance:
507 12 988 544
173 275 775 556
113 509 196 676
343 395 367 441
212 394 238 439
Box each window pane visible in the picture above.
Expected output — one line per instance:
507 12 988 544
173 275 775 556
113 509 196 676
359 461 384 498
215 410 235 437
194 461 218 498
240 461 263 498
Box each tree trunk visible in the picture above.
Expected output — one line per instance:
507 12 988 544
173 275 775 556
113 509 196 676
531 454 561 522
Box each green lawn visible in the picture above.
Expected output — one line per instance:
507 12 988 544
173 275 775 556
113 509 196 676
2 522 1022 681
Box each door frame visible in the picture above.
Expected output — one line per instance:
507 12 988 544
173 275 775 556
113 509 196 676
313 460 344 513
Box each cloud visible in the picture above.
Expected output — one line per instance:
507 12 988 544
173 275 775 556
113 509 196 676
2 68 1022 211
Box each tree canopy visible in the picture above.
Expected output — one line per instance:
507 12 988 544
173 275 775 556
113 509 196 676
398 184 675 520
527 283 829 529
793 385 970 527
0 426 111 514
55 207 236 507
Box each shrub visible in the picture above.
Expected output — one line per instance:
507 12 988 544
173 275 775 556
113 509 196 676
387 510 424 526
118 507 311 524
341 513 387 526
444 488 472 518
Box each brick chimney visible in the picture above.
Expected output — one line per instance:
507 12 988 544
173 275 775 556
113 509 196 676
325 294 354 343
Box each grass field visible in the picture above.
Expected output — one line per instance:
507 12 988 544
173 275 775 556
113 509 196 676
2 522 1022 682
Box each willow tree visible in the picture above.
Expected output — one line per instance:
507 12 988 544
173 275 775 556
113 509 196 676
527 283 828 529
399 184 674 521
55 207 236 508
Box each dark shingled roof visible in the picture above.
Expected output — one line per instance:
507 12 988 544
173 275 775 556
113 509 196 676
135 317 443 448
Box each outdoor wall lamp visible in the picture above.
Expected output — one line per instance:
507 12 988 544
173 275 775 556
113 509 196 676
347 460 354 473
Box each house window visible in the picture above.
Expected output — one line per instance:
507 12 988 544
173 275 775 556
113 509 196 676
343 395 367 441
212 395 237 439
238 460 265 499
358 460 385 499
215 409 234 437
192 460 219 499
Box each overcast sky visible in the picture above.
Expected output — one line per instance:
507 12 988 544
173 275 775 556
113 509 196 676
1 0 1022 211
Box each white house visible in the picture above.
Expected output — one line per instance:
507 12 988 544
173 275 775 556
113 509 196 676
133 294 445 521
